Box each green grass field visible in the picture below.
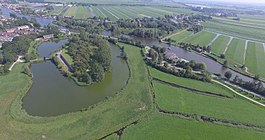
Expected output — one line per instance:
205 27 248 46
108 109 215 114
183 31 216 46
211 35 230 55
225 38 246 66
75 6 93 19
149 67 233 97
0 43 153 139
153 82 265 126
89 5 195 21
245 42 265 78
122 114 265 140
65 6 76 17
203 21 265 42
169 30 193 42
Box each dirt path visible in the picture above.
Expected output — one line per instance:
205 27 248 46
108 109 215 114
212 80 265 107
223 36 233 54
8 56 23 71
207 33 220 47
243 40 249 64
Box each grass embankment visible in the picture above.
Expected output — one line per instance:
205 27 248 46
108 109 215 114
149 68 265 126
0 43 153 139
122 114 265 140
245 42 265 78
183 31 216 46
61 48 74 65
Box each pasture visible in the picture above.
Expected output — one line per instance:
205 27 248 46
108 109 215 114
65 6 77 17
153 81 265 126
182 31 216 46
210 35 230 55
245 42 265 78
122 114 265 140
75 6 93 19
169 30 193 42
225 38 246 66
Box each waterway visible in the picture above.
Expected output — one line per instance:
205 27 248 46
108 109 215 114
22 41 130 116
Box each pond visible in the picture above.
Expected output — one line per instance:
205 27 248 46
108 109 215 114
22 41 130 116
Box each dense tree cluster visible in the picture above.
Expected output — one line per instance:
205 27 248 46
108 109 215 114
64 33 111 84
229 74 265 96
0 35 36 65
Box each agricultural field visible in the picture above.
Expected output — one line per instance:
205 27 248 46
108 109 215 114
182 31 217 46
245 42 265 78
210 35 231 55
203 18 265 42
65 6 77 17
122 114 265 140
225 38 246 66
153 79 265 126
89 5 195 21
169 30 193 42
149 67 233 97
75 6 93 19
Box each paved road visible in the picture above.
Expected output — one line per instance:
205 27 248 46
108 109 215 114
207 33 220 46
9 55 23 71
223 36 233 54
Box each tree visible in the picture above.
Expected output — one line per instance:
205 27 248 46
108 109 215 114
224 71 232 80
220 54 225 59
90 62 105 82
82 73 92 84
223 60 228 67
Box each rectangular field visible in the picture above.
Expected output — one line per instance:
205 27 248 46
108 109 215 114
210 35 230 55
122 114 265 140
149 67 233 97
75 6 93 19
65 6 76 17
153 81 265 126
182 31 216 46
225 38 246 66
169 30 193 42
245 42 265 78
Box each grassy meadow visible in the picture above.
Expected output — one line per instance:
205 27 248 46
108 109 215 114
183 31 216 46
210 35 230 55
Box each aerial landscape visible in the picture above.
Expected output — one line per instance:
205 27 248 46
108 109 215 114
0 0 265 139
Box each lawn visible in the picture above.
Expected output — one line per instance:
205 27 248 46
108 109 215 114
169 30 193 42
183 31 216 46
153 82 265 126
122 114 265 140
210 35 230 55
245 41 265 78
225 38 245 66
149 67 233 97
75 6 93 19
0 43 153 139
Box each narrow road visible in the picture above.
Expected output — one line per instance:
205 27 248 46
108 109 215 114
9 55 23 71
223 36 233 54
243 40 249 65
212 80 265 107
207 33 220 46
